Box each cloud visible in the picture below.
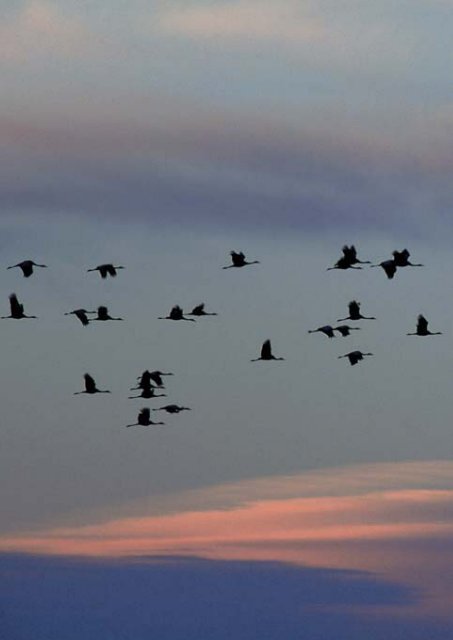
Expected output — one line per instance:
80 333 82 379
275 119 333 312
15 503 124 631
0 1 96 62
2 554 428 640
2 461 453 614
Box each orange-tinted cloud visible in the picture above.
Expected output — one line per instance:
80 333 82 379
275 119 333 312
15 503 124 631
2 461 453 613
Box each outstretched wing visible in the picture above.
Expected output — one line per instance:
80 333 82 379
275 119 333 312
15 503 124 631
20 262 34 277
417 315 428 333
106 264 117 277
261 339 272 359
382 261 397 279
98 265 109 278
97 306 108 320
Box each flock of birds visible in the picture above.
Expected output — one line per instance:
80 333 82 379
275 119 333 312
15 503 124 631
3 247 437 427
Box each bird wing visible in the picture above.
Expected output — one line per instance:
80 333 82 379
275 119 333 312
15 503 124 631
169 305 183 319
231 251 245 266
75 310 90 326
382 261 397 279
9 294 22 315
21 262 33 277
349 300 360 316
261 339 272 359
97 306 108 320
139 408 150 422
106 264 117 277
84 374 96 393
98 265 108 278
417 315 428 333
191 303 204 314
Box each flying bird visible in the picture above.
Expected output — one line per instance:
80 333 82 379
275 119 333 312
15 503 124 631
341 245 371 266
333 325 361 337
135 370 174 389
7 260 47 278
407 315 442 336
392 249 423 267
188 303 217 316
126 408 165 428
74 373 111 395
338 350 373 366
327 255 362 271
158 305 195 321
153 404 191 414
87 264 124 279
1 293 37 319
222 251 260 269
251 339 285 361
370 259 398 280
64 309 96 326
308 325 336 339
92 306 123 321
338 300 376 321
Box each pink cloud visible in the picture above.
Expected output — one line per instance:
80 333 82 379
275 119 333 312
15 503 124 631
2 461 453 614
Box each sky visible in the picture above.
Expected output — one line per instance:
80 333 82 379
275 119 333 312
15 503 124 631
2 1 453 638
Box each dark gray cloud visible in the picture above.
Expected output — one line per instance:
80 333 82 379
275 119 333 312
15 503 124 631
1 111 451 238
0 553 430 640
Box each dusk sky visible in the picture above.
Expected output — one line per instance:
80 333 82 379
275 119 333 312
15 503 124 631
2 2 453 638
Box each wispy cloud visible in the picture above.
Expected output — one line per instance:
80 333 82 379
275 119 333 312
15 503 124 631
2 461 453 614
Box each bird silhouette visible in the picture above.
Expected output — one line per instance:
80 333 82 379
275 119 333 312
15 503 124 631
251 339 285 361
338 300 376 321
126 408 165 428
327 255 362 271
7 260 47 278
338 350 373 366
341 245 371 266
158 305 195 321
392 249 423 267
92 306 123 321
135 370 174 389
1 294 37 319
87 264 124 278
188 303 217 316
334 325 361 337
128 387 167 399
153 404 191 414
370 259 398 280
64 309 96 326
222 251 260 269
308 325 336 338
74 373 111 395
407 315 442 336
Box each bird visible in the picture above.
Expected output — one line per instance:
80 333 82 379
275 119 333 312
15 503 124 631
64 309 96 326
334 325 361 337
128 387 167 399
370 259 398 280
342 245 370 265
135 370 174 389
308 325 336 338
87 264 125 279
222 251 260 269
407 315 442 336
125 408 165 428
338 351 373 366
153 404 191 414
1 293 37 319
392 249 423 268
338 300 376 321
327 255 362 271
92 306 123 321
158 305 195 321
7 260 47 278
74 373 111 395
251 339 285 361
188 303 217 316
